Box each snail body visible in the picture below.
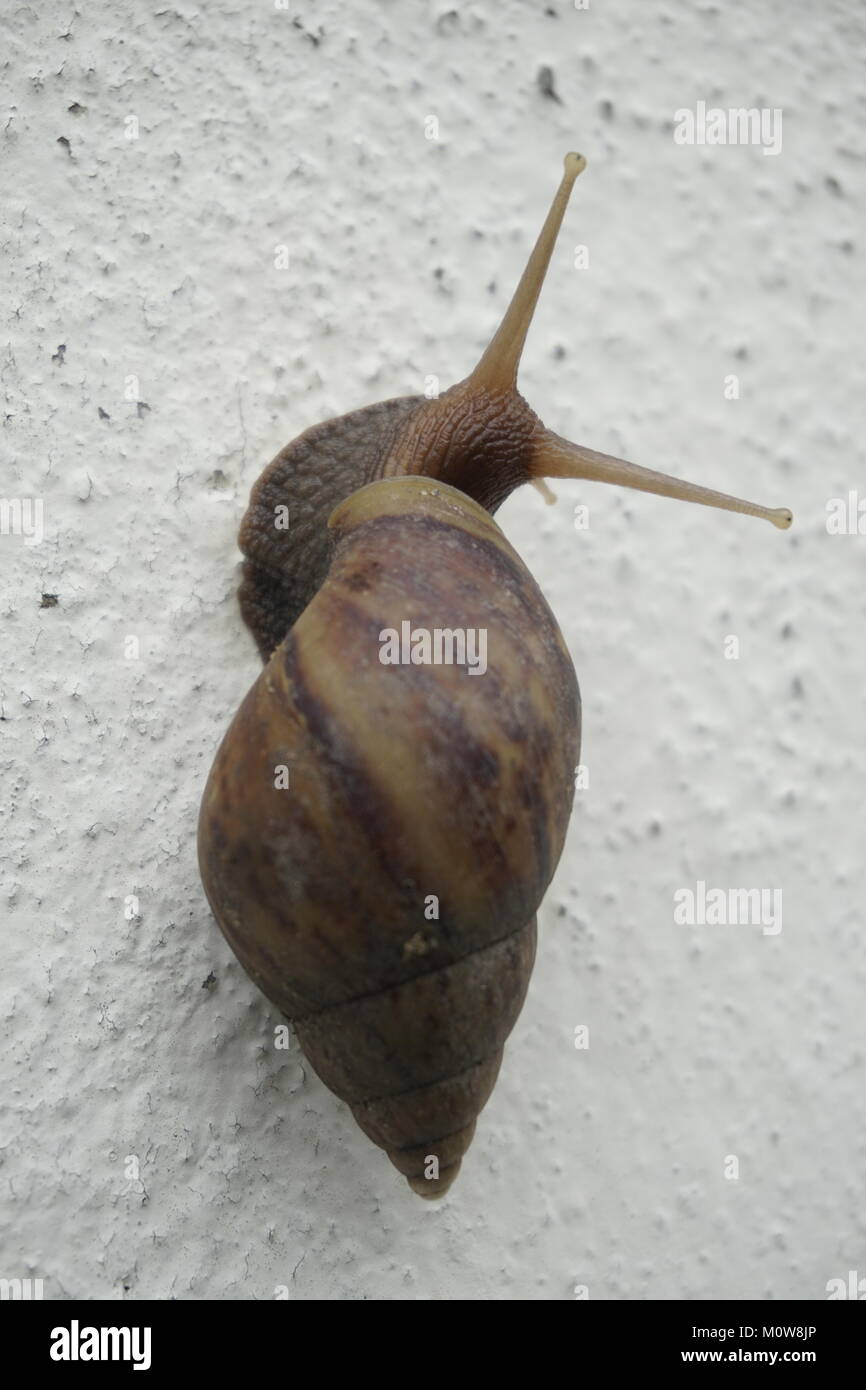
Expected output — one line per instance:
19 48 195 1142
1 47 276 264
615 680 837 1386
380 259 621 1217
199 154 791 1197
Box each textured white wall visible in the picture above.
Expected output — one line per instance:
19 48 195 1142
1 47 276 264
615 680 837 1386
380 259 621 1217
2 0 864 1301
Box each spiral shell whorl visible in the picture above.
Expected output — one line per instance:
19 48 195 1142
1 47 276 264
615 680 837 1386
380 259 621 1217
295 917 537 1197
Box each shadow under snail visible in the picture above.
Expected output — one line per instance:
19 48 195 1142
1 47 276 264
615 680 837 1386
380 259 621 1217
198 153 792 1198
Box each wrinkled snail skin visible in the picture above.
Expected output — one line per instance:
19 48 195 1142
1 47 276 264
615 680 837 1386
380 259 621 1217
199 478 580 1197
201 153 793 1198
238 155 792 665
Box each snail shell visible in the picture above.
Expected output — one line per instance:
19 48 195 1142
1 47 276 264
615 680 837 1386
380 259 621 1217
199 478 579 1196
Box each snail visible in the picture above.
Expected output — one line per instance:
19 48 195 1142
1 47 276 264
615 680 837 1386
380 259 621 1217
198 153 792 1199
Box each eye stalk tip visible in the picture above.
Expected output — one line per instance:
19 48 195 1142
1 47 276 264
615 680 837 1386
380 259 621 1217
564 151 587 179
770 507 793 530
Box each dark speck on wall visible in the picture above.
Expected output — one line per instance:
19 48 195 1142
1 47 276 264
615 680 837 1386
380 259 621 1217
537 66 562 104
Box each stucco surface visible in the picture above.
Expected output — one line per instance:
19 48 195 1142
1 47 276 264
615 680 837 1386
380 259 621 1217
2 0 864 1300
